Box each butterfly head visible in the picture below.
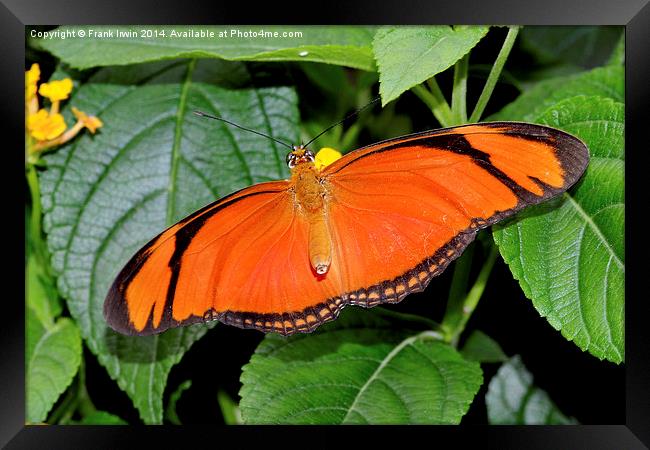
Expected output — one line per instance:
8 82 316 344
286 145 316 169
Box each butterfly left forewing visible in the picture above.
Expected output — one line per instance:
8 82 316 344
104 180 293 335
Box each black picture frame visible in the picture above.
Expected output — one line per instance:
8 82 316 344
5 0 648 447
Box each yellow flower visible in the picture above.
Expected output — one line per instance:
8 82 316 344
314 147 342 170
38 78 73 102
72 107 103 133
25 63 40 100
27 109 66 141
25 65 103 158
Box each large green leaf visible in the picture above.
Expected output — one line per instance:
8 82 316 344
26 317 82 423
40 59 300 423
36 26 377 71
492 91 624 363
239 310 482 424
373 26 489 105
486 355 577 424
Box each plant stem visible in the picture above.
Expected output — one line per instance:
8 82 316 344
451 54 469 125
26 164 53 278
411 80 453 128
441 243 475 339
443 243 499 346
76 353 96 418
469 26 520 123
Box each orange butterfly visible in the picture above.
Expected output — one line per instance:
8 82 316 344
104 121 588 336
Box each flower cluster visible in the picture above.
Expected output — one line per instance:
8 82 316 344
25 63 103 162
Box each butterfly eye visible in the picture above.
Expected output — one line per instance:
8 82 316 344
286 153 297 168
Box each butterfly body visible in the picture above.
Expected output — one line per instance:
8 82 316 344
104 122 589 337
290 151 333 275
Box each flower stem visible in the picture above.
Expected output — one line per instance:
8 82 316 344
451 54 469 125
469 26 520 123
411 79 454 128
441 242 499 346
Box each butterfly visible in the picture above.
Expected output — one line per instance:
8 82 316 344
104 121 589 336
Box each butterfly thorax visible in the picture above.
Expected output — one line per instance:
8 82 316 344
291 162 326 213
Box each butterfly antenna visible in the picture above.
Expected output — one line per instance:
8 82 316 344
193 110 294 150
303 96 381 148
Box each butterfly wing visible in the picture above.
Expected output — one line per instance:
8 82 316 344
318 122 589 308
105 122 589 337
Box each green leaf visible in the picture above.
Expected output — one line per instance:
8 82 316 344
461 330 508 363
486 355 577 424
373 26 489 105
239 309 482 424
520 26 622 68
73 410 128 425
490 65 623 122
26 317 82 423
40 59 300 423
165 380 192 425
36 26 377 71
493 95 624 363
